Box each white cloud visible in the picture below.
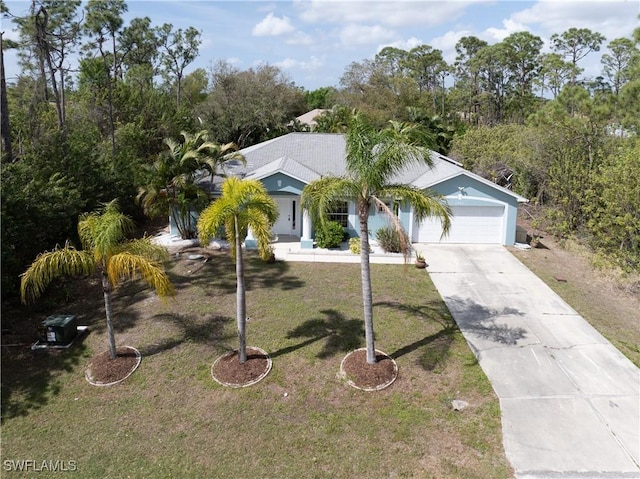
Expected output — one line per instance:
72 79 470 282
484 18 529 42
340 24 396 46
480 0 640 79
275 56 325 71
503 0 638 44
430 30 473 64
377 36 424 53
511 0 637 39
252 13 296 37
257 2 278 13
199 34 214 53
296 0 480 28
286 31 314 46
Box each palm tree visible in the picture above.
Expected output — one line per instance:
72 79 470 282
314 104 354 133
301 113 451 365
197 177 278 364
20 200 174 359
138 130 244 239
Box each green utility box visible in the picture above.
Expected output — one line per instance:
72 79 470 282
38 314 77 344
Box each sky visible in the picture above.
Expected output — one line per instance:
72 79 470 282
2 0 639 91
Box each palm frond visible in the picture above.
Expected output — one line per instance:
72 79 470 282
114 238 170 263
79 200 135 263
106 253 174 297
197 177 278 260
136 184 169 218
198 197 231 245
382 184 452 237
246 196 279 259
370 195 413 259
202 144 245 181
346 114 436 192
20 243 95 304
301 176 358 228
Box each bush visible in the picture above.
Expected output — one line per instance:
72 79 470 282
376 226 403 253
349 237 372 254
349 237 361 254
316 221 345 249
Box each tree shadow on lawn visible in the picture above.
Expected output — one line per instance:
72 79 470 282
0 273 166 420
1 277 108 420
375 300 459 371
1 337 88 421
0 281 162 421
137 313 235 357
165 250 305 295
0 304 88 422
271 309 363 359
377 298 528 369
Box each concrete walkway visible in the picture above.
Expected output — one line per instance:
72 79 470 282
425 244 640 478
271 236 409 264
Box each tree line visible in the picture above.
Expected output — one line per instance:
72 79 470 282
1 0 638 299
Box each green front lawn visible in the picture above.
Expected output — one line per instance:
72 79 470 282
1 250 512 478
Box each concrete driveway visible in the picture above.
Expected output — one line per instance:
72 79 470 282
425 244 640 479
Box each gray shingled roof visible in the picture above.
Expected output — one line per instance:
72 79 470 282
241 133 348 177
211 132 526 202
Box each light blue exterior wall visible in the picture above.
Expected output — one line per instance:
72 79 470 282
348 201 412 241
245 173 306 248
346 175 521 245
176 171 522 246
260 173 306 196
429 175 520 245
168 208 200 237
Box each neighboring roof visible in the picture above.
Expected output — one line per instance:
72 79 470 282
294 109 328 127
219 132 527 203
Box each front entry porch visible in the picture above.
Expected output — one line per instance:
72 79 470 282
245 198 313 249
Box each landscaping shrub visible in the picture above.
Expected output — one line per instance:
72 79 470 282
349 237 361 254
349 237 372 254
316 221 345 249
376 226 403 253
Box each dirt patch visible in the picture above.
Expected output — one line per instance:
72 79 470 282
86 346 139 384
211 347 270 386
341 349 397 390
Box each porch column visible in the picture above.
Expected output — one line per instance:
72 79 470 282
300 209 313 249
245 227 257 249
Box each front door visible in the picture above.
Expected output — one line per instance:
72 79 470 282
272 197 298 237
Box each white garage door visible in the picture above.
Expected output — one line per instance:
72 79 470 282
414 205 504 244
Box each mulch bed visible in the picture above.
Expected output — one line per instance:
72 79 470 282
342 349 397 390
87 346 139 384
211 347 270 386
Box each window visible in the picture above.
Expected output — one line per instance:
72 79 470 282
377 203 387 213
377 201 399 216
327 201 349 227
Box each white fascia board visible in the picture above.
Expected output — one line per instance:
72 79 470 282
420 171 529 203
248 157 319 185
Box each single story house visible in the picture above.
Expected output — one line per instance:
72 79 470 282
178 132 527 247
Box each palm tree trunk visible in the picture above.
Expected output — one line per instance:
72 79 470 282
102 272 117 359
235 215 247 364
358 203 376 364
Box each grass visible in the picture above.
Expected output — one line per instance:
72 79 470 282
1 249 513 478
